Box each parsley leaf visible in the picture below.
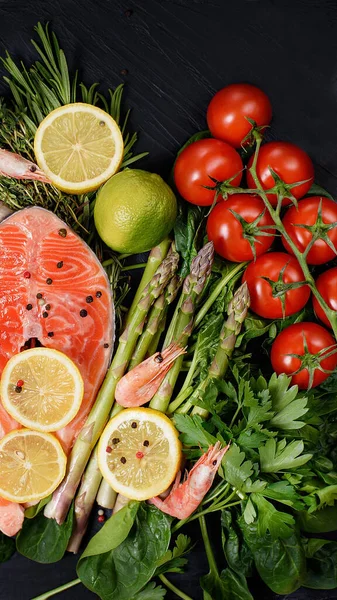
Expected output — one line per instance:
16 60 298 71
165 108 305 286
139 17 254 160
173 414 217 448
155 534 192 576
259 438 312 473
131 582 167 599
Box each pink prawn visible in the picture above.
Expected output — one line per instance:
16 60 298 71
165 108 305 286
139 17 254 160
115 342 186 407
149 442 230 520
0 149 51 183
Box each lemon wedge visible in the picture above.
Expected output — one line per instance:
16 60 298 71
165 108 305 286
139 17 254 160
0 348 84 432
34 103 124 194
98 408 182 501
0 429 66 503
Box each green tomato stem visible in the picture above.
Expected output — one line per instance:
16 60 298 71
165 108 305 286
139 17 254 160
248 138 337 337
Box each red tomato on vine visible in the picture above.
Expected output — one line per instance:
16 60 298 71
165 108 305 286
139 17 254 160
242 252 310 319
271 322 337 389
282 196 337 265
206 194 275 262
246 141 314 207
206 83 272 148
174 138 242 206
312 267 337 328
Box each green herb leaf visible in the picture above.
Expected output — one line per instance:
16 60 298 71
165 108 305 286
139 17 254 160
77 503 171 600
262 481 305 510
222 444 253 492
130 582 167 599
297 504 337 533
252 494 295 539
173 414 217 448
259 438 312 473
314 484 337 509
0 532 15 563
16 502 74 563
155 534 192 575
267 373 308 429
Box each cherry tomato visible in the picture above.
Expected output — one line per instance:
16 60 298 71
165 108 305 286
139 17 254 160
206 83 272 148
206 194 275 262
246 141 314 206
282 196 337 265
271 322 337 389
242 252 310 319
174 139 243 206
312 267 337 328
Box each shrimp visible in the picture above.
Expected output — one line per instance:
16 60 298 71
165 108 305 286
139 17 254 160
0 149 51 183
115 342 186 407
149 441 230 520
0 497 24 537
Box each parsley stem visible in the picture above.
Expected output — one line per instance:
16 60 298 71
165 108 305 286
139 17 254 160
31 578 81 600
199 514 219 578
172 499 241 532
159 575 194 600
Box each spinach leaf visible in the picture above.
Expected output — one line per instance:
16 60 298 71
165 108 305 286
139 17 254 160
239 518 305 594
303 539 337 589
80 500 139 558
177 130 211 155
174 203 205 278
307 183 334 201
0 532 15 563
24 494 52 519
220 568 254 600
201 566 253 600
16 502 74 563
78 503 171 600
221 510 253 577
297 504 337 533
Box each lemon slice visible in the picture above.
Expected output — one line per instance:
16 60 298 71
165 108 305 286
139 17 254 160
98 408 182 500
34 103 124 194
0 429 67 503
1 348 84 432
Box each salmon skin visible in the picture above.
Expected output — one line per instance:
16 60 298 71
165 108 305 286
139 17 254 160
0 207 114 450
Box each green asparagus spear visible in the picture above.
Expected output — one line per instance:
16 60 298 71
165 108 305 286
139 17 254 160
129 275 182 368
191 281 250 417
150 241 214 413
66 446 104 554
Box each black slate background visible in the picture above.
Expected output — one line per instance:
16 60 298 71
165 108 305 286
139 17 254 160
0 0 337 599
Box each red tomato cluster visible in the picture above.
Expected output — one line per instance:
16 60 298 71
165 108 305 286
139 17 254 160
174 83 337 389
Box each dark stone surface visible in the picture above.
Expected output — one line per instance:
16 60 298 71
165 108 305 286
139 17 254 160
0 1 336 598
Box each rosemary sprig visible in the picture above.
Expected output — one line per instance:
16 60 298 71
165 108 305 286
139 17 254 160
0 22 148 324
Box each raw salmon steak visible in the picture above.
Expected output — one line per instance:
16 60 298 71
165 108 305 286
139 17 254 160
0 207 114 451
